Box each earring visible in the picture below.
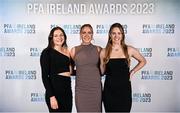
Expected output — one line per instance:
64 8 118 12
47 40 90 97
91 38 95 43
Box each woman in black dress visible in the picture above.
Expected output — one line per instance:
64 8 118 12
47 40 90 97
100 23 146 112
40 26 72 112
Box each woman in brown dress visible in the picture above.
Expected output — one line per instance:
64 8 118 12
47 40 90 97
70 24 102 112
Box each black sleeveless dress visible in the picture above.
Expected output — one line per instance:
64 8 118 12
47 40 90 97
103 58 132 112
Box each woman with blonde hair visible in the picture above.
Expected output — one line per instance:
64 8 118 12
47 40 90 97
71 24 102 112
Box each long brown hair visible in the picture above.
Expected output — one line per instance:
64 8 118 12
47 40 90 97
104 23 130 66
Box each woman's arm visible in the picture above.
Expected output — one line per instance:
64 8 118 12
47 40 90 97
40 49 54 97
70 47 76 75
100 48 106 75
128 46 147 76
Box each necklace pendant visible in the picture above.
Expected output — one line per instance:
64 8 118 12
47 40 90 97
113 48 119 51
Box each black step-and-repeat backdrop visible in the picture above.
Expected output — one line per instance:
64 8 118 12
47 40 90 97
0 0 180 112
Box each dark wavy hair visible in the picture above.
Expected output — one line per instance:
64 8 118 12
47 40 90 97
47 26 67 48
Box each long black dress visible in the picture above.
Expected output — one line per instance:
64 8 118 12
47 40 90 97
40 48 72 112
103 58 132 112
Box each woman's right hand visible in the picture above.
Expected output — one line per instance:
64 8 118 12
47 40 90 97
50 96 59 109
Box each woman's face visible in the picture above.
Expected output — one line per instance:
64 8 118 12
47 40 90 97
110 27 123 44
80 26 93 44
53 29 65 47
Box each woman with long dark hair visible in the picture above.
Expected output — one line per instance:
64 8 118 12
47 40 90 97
40 26 72 112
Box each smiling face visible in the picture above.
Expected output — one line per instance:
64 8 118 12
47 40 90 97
110 27 123 45
52 29 65 47
80 26 93 44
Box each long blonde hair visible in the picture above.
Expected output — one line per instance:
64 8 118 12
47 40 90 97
104 23 130 66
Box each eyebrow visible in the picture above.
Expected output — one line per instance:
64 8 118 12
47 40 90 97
82 31 92 33
111 32 122 33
